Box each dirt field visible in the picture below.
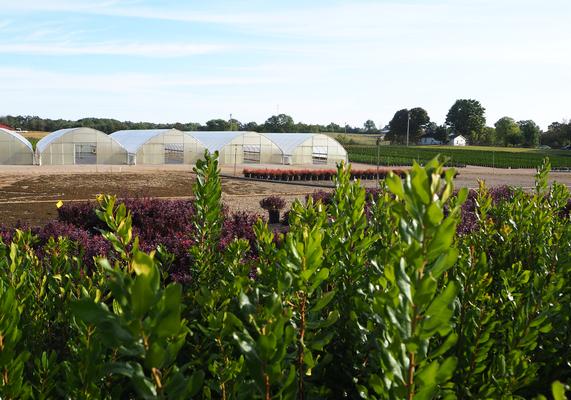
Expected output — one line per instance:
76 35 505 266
0 163 569 226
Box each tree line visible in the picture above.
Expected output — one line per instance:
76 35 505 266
0 114 381 135
386 99 571 148
2 100 569 148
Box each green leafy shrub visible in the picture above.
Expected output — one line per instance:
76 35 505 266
0 152 569 399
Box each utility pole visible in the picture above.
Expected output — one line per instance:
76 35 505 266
406 111 411 147
229 113 233 131
234 145 238 176
376 137 380 179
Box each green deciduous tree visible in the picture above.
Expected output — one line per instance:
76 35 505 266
424 122 450 143
243 121 259 131
518 120 541 147
387 107 430 144
445 99 486 143
205 119 230 131
541 121 571 148
479 126 497 145
495 116 522 146
325 122 342 132
262 114 295 133
363 119 378 133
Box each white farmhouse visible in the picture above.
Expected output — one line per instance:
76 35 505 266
419 136 442 145
448 135 467 146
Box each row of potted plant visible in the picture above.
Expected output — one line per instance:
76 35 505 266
243 168 407 181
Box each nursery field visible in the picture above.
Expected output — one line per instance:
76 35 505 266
347 144 571 168
0 154 569 399
1 164 571 226
0 168 313 226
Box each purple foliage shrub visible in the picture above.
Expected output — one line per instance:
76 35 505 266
35 221 112 269
457 185 514 235
47 197 263 280
305 190 333 206
564 198 571 218
57 202 104 232
220 210 264 252
0 226 15 245
121 198 194 238
259 196 286 211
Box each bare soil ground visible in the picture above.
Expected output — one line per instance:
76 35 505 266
0 163 569 227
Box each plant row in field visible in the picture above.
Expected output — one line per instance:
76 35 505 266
346 144 571 168
0 154 570 399
243 167 407 181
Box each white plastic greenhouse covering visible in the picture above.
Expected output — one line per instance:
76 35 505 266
0 128 34 165
261 133 348 165
36 127 129 165
190 131 283 164
110 129 205 165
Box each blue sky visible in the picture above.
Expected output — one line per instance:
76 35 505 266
0 0 569 129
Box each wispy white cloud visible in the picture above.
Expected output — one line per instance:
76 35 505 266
1 0 129 13
4 0 568 41
0 42 228 57
1 0 254 24
1 0 570 128
0 67 280 93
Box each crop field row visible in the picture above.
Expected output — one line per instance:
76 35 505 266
346 145 571 168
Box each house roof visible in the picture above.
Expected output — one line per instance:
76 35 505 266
0 128 33 151
0 123 14 130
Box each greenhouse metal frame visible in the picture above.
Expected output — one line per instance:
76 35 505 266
110 129 206 165
261 133 348 165
36 127 129 165
28 129 348 167
190 131 284 165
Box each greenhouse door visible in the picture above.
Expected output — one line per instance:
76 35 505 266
75 143 97 164
312 146 328 164
165 144 184 164
243 145 261 163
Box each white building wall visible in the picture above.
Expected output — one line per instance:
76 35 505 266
448 136 467 146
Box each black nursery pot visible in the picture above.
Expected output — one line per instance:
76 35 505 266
268 209 281 224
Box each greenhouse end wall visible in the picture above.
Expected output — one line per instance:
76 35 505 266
0 130 34 165
262 133 348 166
217 132 283 165
135 131 206 165
38 128 129 166
293 134 347 165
